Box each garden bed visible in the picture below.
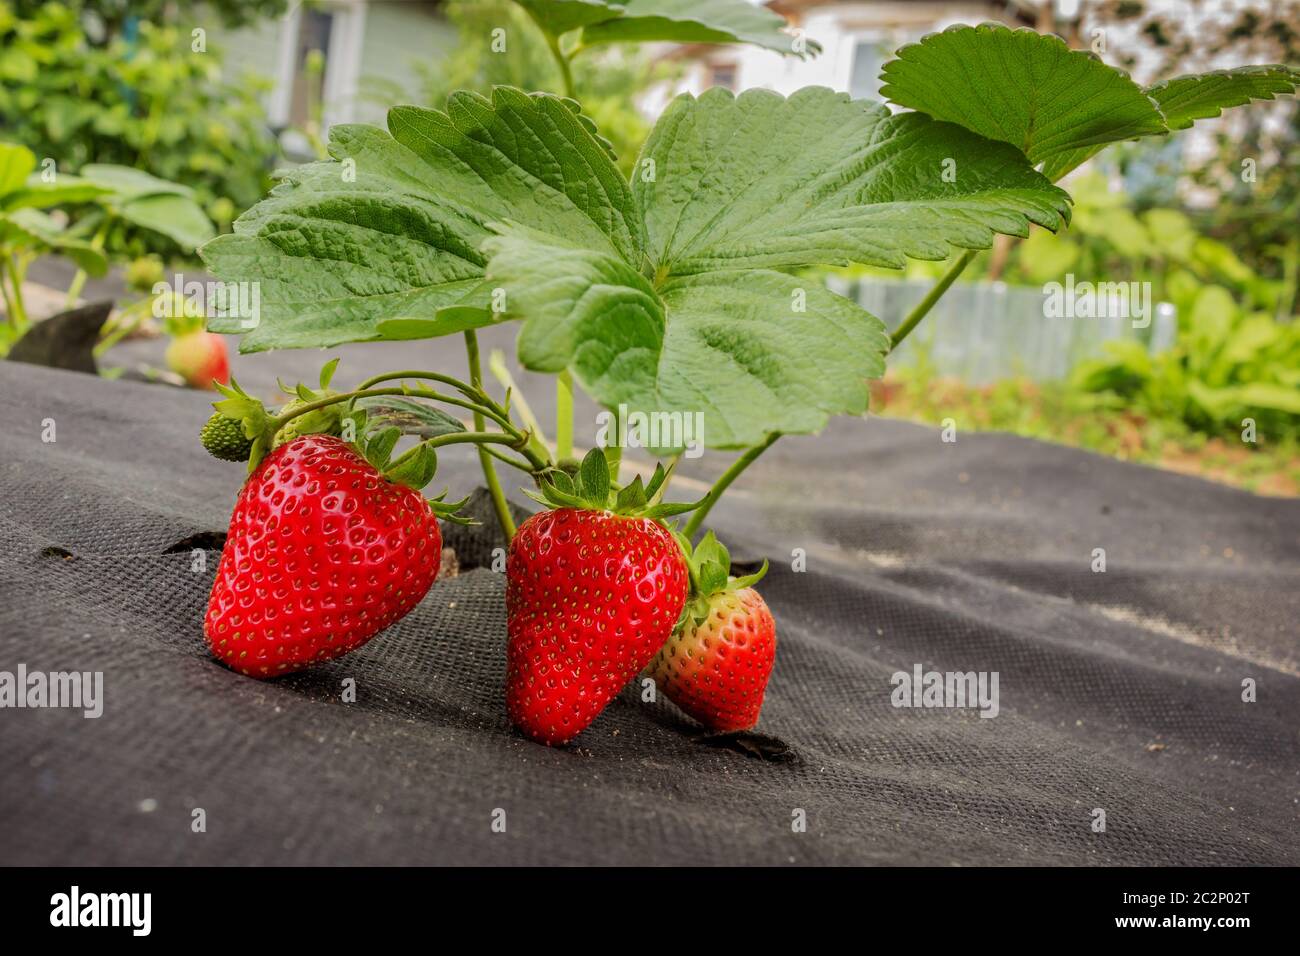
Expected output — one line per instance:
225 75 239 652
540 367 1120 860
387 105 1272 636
2 359 1295 865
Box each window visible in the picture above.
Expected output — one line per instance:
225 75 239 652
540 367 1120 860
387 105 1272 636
270 1 366 135
709 63 738 90
288 9 334 128
848 39 884 100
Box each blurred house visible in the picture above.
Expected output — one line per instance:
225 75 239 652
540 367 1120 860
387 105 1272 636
214 0 455 153
649 1 1043 108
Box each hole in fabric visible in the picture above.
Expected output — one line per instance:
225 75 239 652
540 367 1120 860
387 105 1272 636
164 532 227 554
695 731 800 764
39 546 76 560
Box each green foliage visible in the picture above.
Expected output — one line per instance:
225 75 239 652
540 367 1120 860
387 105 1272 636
0 140 110 350
77 164 216 251
879 22 1298 182
408 0 676 177
1006 172 1291 315
0 1 277 259
201 20 1296 464
562 0 819 55
6 0 288 35
203 84 1068 448
1072 281 1300 440
880 361 1300 495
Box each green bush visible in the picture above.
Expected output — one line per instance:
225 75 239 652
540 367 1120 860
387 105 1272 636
0 1 278 257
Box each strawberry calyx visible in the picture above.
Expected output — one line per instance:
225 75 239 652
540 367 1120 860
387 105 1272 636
673 530 769 629
525 448 699 521
271 357 345 448
210 377 275 473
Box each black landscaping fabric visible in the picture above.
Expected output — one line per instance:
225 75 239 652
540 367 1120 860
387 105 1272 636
1 350 1297 866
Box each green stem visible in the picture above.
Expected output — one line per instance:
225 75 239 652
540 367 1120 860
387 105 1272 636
355 369 493 407
465 329 517 541
488 348 548 447
889 250 975 350
93 297 153 357
348 370 522 439
0 259 17 332
682 432 780 540
273 387 413 430
388 430 525 471
542 28 576 98
65 218 111 308
481 443 537 473
555 370 574 461
7 254 29 331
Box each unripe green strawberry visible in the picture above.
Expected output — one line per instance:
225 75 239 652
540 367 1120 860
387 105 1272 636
200 412 253 462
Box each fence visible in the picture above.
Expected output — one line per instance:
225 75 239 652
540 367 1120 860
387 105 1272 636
824 275 1178 384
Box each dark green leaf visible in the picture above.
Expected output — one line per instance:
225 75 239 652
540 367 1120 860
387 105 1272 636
635 86 1070 274
878 23 1166 165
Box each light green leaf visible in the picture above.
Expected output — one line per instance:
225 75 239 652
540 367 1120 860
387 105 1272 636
0 208 108 275
1149 66 1299 130
581 0 820 56
0 142 36 197
4 175 111 211
1231 382 1300 416
635 86 1070 274
486 226 889 449
514 0 623 35
117 193 216 250
879 23 1166 165
201 87 640 351
79 163 194 199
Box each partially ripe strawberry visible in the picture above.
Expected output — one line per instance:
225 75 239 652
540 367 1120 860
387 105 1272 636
205 434 445 677
646 532 776 733
506 450 695 745
166 330 229 390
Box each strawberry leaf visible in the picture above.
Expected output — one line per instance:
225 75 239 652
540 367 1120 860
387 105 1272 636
635 86 1070 274
386 443 439 491
486 226 890 450
1040 66 1298 180
513 0 624 35
878 24 1298 183
357 396 465 439
1149 65 1299 131
579 0 820 57
200 88 642 352
879 24 1166 165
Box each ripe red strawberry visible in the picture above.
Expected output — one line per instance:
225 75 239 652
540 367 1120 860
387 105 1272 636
166 330 229 390
506 450 694 745
646 532 776 733
205 433 446 677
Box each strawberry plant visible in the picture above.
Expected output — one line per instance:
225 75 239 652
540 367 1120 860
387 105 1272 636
0 141 108 351
196 22 1296 742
